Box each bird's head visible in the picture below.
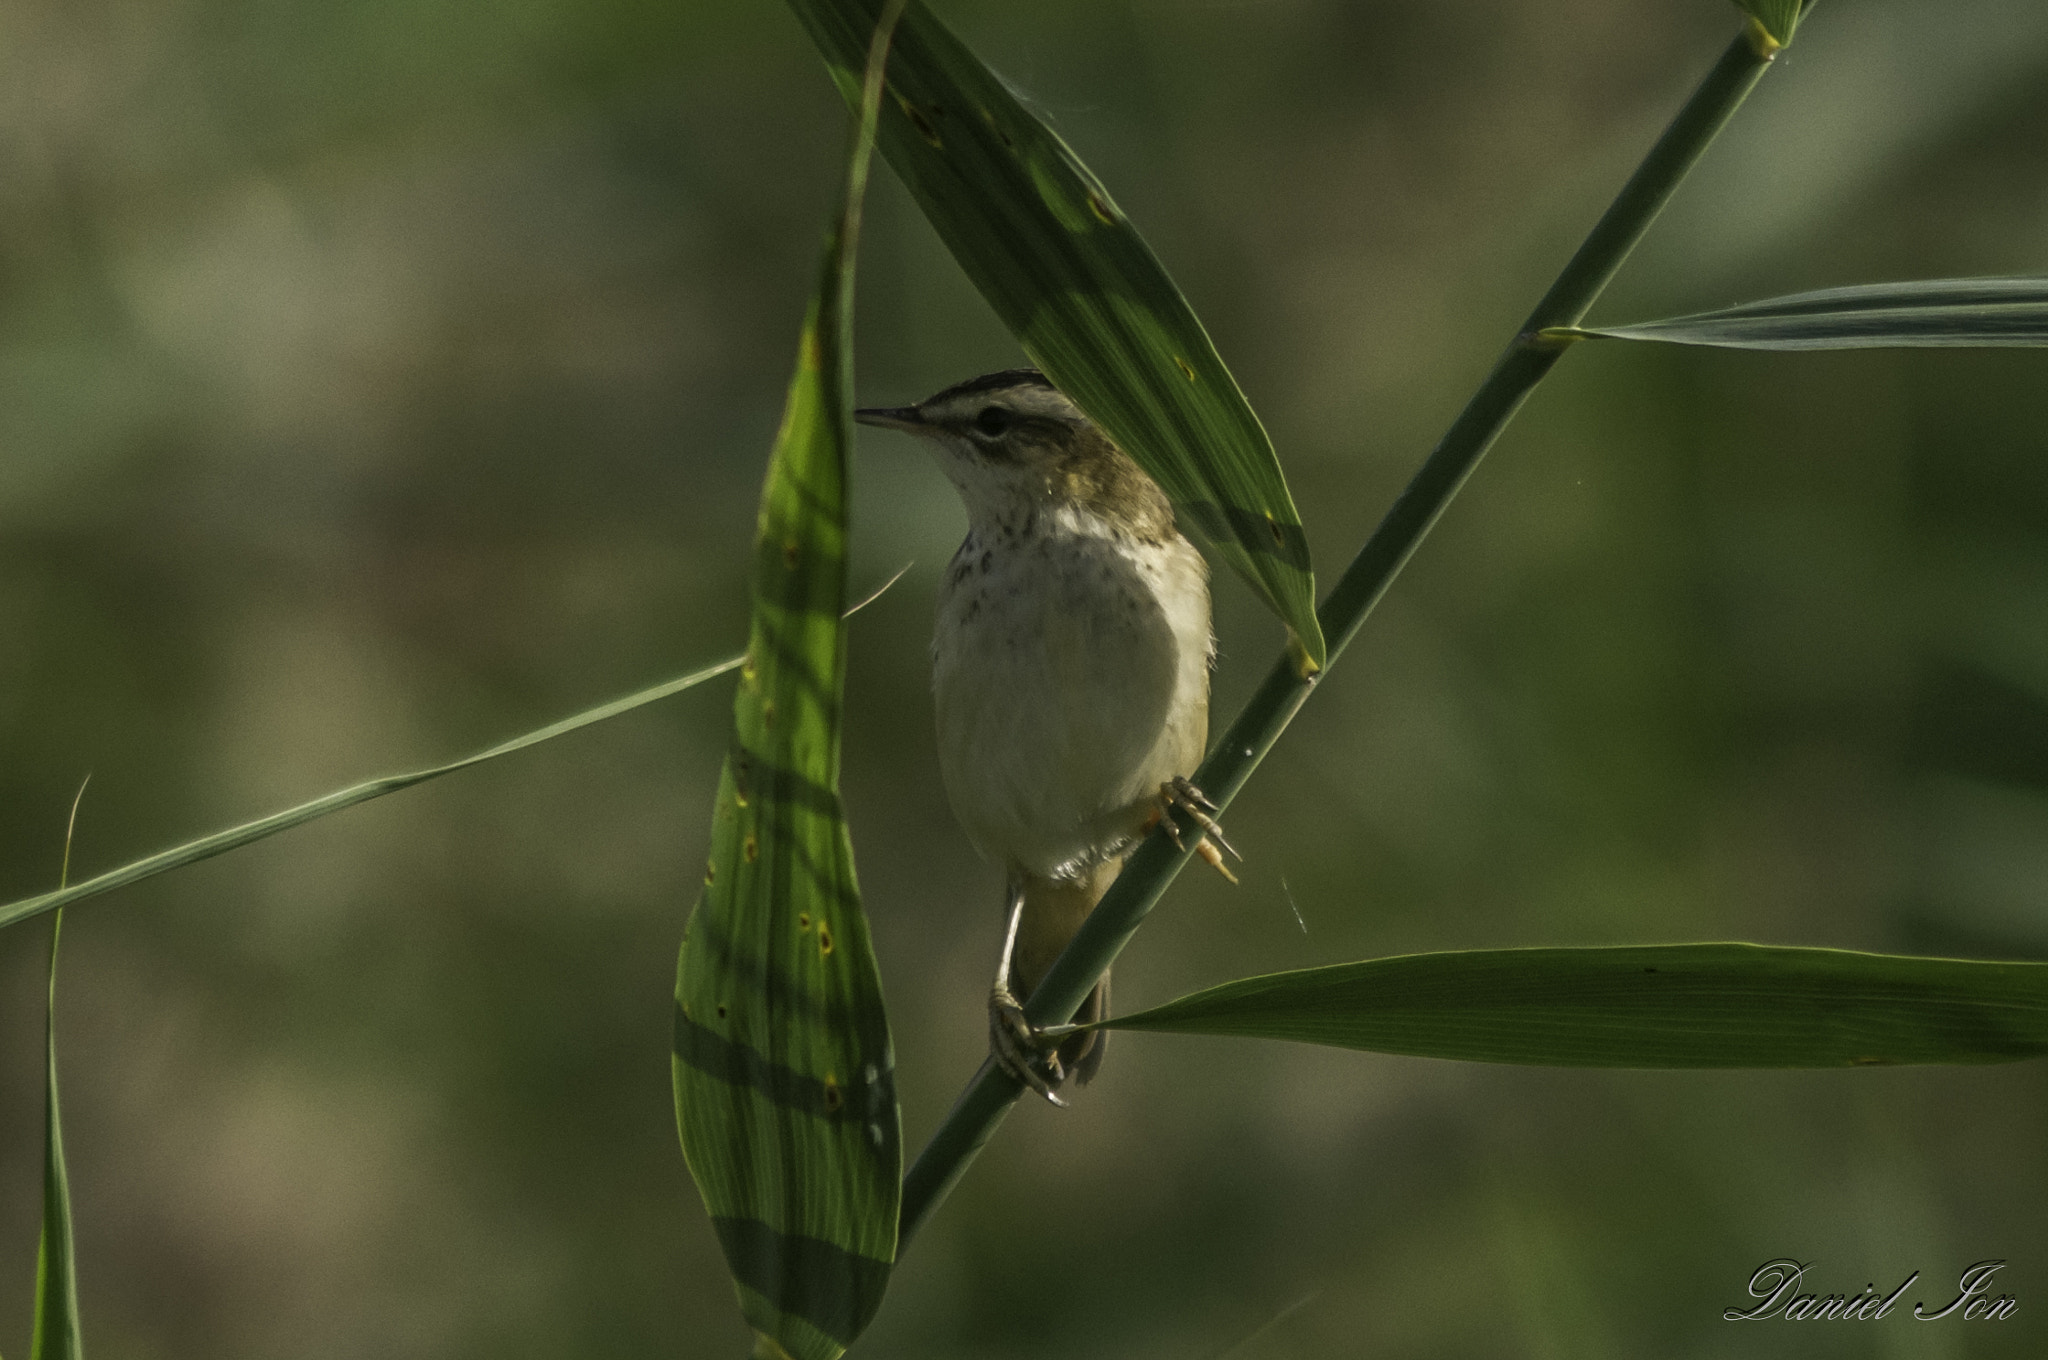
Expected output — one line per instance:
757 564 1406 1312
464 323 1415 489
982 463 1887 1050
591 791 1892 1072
857 370 1173 538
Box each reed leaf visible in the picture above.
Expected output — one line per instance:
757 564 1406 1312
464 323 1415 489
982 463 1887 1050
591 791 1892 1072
1552 276 2048 351
670 8 903 1358
30 786 91 1360
1084 944 2048 1068
32 943 84 1360
0 655 745 934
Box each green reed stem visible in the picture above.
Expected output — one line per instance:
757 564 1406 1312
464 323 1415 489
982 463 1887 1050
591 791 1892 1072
899 19 1782 1247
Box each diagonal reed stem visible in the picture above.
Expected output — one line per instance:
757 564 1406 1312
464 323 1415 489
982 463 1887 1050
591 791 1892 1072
898 19 1783 1247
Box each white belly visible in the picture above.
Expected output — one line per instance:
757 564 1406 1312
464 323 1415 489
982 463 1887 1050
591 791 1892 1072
931 524 1210 880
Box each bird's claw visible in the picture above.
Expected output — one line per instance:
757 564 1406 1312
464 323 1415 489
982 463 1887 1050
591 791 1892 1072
989 984 1067 1106
1158 776 1240 881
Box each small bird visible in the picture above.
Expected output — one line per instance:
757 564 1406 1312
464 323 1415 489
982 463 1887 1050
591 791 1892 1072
856 370 1231 1102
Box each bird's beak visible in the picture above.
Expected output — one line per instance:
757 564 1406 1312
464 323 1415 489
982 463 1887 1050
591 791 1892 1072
854 405 926 432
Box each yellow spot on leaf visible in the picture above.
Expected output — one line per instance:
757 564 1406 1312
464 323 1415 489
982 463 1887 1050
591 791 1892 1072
797 913 811 932
743 834 759 863
1086 190 1117 225
823 1074 843 1112
1174 356 1196 382
704 860 716 886
818 924 834 955
896 93 942 148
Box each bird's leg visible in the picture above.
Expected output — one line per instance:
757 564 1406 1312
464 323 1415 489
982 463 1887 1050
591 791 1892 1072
1154 775 1241 883
989 874 1068 1106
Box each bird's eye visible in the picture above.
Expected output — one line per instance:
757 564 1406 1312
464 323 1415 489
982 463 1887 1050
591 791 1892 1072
973 406 1011 437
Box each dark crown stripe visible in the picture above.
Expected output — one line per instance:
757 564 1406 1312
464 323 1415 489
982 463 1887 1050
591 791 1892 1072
923 367 1053 403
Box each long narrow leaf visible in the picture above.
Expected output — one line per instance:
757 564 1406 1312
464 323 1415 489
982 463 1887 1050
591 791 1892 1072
30 968 81 1360
0 655 743 933
788 0 1325 670
1085 944 2048 1067
1553 276 2048 351
671 9 903 1359
32 786 91 1360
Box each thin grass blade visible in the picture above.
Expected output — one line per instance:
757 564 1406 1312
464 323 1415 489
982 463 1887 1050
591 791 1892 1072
0 655 745 934
33 942 83 1360
31 784 92 1360
671 8 903 1358
1553 276 2048 351
787 0 1324 669
1086 944 2048 1067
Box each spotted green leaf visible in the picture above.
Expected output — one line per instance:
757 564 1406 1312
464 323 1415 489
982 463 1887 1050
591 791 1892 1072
1554 276 2048 352
1089 944 2048 1067
671 9 903 1359
787 0 1325 670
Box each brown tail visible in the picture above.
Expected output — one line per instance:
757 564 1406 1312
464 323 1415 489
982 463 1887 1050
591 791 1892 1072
1010 861 1120 1085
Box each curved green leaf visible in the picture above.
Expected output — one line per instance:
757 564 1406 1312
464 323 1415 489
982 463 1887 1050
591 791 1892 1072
1088 944 2048 1067
672 9 903 1359
788 0 1324 669
1553 276 2048 351
0 654 745 934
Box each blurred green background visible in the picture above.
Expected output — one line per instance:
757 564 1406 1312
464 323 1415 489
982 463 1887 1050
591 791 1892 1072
3 1 2046 1355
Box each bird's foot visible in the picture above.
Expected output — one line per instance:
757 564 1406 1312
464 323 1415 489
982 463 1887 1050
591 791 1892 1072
989 983 1068 1106
1156 776 1240 883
